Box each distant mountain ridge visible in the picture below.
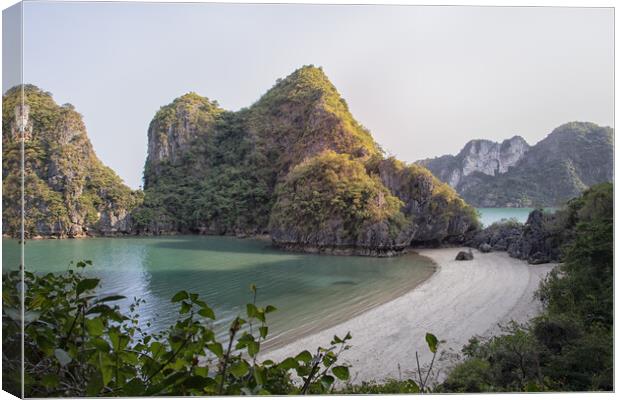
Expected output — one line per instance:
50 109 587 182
418 122 613 207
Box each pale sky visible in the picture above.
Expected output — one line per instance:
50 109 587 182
3 2 614 189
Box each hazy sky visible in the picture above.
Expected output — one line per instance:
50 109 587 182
5 2 614 189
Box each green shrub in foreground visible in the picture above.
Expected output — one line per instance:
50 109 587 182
2 262 353 397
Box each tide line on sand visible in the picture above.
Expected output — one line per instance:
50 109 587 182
262 248 555 385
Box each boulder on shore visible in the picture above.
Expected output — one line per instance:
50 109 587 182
479 243 492 253
455 249 474 261
507 209 560 264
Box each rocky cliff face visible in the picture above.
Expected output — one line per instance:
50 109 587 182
419 123 613 207
138 66 479 254
373 158 478 245
419 136 530 188
467 182 612 264
144 93 222 186
2 85 142 238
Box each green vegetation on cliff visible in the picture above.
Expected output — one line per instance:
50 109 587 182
269 151 409 253
2 85 142 238
246 66 381 169
138 66 478 251
369 157 480 245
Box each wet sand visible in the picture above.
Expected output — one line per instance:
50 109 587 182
262 252 436 351
262 248 555 384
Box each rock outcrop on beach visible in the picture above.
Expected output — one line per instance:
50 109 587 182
455 249 474 261
419 123 613 207
468 219 524 253
468 210 563 264
137 65 479 254
2 85 143 238
467 182 612 264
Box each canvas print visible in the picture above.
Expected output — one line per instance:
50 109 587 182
1 1 614 397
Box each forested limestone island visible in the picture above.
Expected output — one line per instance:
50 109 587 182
2 66 479 255
4 66 613 258
417 122 613 207
135 66 480 255
2 85 143 239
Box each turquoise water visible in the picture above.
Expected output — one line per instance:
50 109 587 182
477 207 557 228
2 236 434 345
2 208 555 343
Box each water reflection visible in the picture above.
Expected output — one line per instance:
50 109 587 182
2 236 435 343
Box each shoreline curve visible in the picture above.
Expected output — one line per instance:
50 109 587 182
262 247 556 384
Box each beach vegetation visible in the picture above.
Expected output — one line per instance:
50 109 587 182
441 183 613 392
2 263 353 397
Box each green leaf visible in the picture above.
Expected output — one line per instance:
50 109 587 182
253 366 266 385
322 353 335 367
100 362 114 387
193 298 208 308
259 326 268 339
95 295 126 303
123 378 146 396
246 303 258 318
425 332 439 354
406 379 420 393
248 340 260 357
195 366 209 377
295 350 312 363
198 306 215 319
108 328 129 350
171 290 189 302
207 342 224 358
320 375 335 389
144 371 186 396
278 357 298 370
90 337 110 352
85 371 104 396
255 310 266 323
332 365 350 381
54 348 72 367
76 278 100 295
183 375 213 389
180 301 191 314
265 305 277 313
85 318 105 336
229 360 250 378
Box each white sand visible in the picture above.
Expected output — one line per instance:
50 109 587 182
262 248 555 384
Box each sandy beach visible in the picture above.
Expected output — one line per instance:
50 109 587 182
262 248 556 384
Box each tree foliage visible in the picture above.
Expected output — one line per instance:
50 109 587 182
2 263 353 397
442 183 613 392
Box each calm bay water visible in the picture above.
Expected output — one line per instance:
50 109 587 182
2 208 553 344
477 207 557 227
2 236 435 345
